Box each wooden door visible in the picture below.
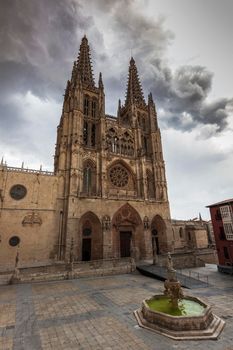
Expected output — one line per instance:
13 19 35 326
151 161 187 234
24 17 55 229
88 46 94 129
120 231 131 257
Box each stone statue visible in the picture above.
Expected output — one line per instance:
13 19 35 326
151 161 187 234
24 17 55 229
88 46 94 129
164 252 183 308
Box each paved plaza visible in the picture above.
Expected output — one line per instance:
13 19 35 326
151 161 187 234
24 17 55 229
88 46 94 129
0 265 233 350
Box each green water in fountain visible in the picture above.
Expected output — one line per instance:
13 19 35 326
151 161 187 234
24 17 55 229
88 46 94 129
147 296 205 316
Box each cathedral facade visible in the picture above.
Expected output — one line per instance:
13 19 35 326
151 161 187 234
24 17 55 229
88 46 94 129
0 36 173 267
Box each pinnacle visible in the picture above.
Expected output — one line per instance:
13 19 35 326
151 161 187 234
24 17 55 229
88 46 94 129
130 57 135 65
76 35 95 87
98 72 104 89
125 58 146 107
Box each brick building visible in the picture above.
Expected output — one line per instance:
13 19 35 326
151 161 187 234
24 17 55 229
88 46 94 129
207 199 233 274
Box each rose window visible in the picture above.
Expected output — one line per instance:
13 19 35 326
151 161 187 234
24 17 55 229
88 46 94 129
109 165 129 188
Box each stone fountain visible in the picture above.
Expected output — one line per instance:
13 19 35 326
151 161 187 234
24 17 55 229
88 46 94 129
134 253 225 340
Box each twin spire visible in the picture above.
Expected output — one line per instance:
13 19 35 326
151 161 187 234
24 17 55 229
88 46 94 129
72 36 147 108
125 57 146 107
77 35 95 87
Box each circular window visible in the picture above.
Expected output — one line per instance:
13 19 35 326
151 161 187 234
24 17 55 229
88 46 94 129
109 165 129 188
9 236 20 247
10 185 27 200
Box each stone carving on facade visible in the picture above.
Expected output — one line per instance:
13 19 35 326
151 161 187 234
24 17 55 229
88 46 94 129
113 204 140 228
22 212 42 226
102 215 111 231
143 216 150 230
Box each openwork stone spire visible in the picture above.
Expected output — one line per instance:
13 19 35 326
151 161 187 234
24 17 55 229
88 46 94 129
125 57 146 107
77 35 95 87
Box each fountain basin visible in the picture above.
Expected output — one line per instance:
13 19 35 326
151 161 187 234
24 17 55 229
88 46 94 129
147 295 205 316
134 294 225 340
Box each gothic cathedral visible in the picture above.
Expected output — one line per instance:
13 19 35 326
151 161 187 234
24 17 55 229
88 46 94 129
0 36 173 266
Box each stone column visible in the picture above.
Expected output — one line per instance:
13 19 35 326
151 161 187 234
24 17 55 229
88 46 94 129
102 215 112 259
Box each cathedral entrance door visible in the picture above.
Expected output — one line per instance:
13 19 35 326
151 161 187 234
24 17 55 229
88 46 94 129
82 238 91 261
120 231 131 257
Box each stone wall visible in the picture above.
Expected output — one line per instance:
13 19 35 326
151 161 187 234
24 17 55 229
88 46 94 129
0 168 59 267
0 258 135 285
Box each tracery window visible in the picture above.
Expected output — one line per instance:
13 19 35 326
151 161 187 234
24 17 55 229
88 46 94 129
109 165 129 188
83 160 96 195
91 124 96 146
92 100 96 118
83 96 97 148
106 129 134 157
83 121 88 146
84 97 89 116
147 170 155 199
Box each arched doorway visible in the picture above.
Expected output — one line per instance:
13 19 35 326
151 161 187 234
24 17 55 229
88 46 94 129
112 203 144 260
79 212 103 261
151 215 167 255
152 228 160 255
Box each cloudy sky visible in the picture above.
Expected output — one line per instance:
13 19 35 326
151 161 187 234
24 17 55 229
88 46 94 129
0 0 232 220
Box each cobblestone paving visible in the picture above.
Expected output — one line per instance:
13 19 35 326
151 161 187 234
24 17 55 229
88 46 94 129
0 337 13 350
34 294 101 320
0 304 16 327
0 267 233 350
32 282 79 296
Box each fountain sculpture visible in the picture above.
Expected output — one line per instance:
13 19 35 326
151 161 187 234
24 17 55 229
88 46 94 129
134 253 225 340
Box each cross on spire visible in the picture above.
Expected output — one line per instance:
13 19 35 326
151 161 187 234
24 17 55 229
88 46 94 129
77 35 95 87
125 57 146 107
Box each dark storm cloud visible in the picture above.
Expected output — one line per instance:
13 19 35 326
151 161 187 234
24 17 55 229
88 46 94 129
155 66 231 132
89 0 232 134
0 0 232 141
0 0 94 154
0 0 91 100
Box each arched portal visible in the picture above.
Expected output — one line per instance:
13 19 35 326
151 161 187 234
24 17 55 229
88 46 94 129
79 212 102 261
151 215 167 255
112 203 145 260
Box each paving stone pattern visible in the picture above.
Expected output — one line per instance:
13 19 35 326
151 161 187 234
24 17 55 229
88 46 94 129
0 266 233 349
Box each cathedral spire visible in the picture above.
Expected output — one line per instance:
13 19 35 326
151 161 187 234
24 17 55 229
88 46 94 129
125 57 146 107
77 35 95 87
98 72 104 89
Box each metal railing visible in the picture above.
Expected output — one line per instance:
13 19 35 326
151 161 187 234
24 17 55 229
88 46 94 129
177 268 209 286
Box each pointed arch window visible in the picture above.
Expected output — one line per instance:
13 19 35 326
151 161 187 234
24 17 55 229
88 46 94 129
83 161 96 195
147 170 155 199
112 137 118 153
92 100 96 118
91 124 96 146
83 121 88 146
84 97 89 116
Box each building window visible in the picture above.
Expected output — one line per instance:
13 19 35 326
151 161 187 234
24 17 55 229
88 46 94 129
188 232 191 241
10 185 27 200
9 236 20 247
83 161 96 195
144 136 148 153
215 209 222 221
223 246 230 260
91 124 96 146
219 226 226 240
179 227 183 238
109 164 129 188
147 170 155 199
83 167 92 194
220 205 232 219
84 97 89 116
223 223 233 240
92 100 96 118
83 121 88 146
